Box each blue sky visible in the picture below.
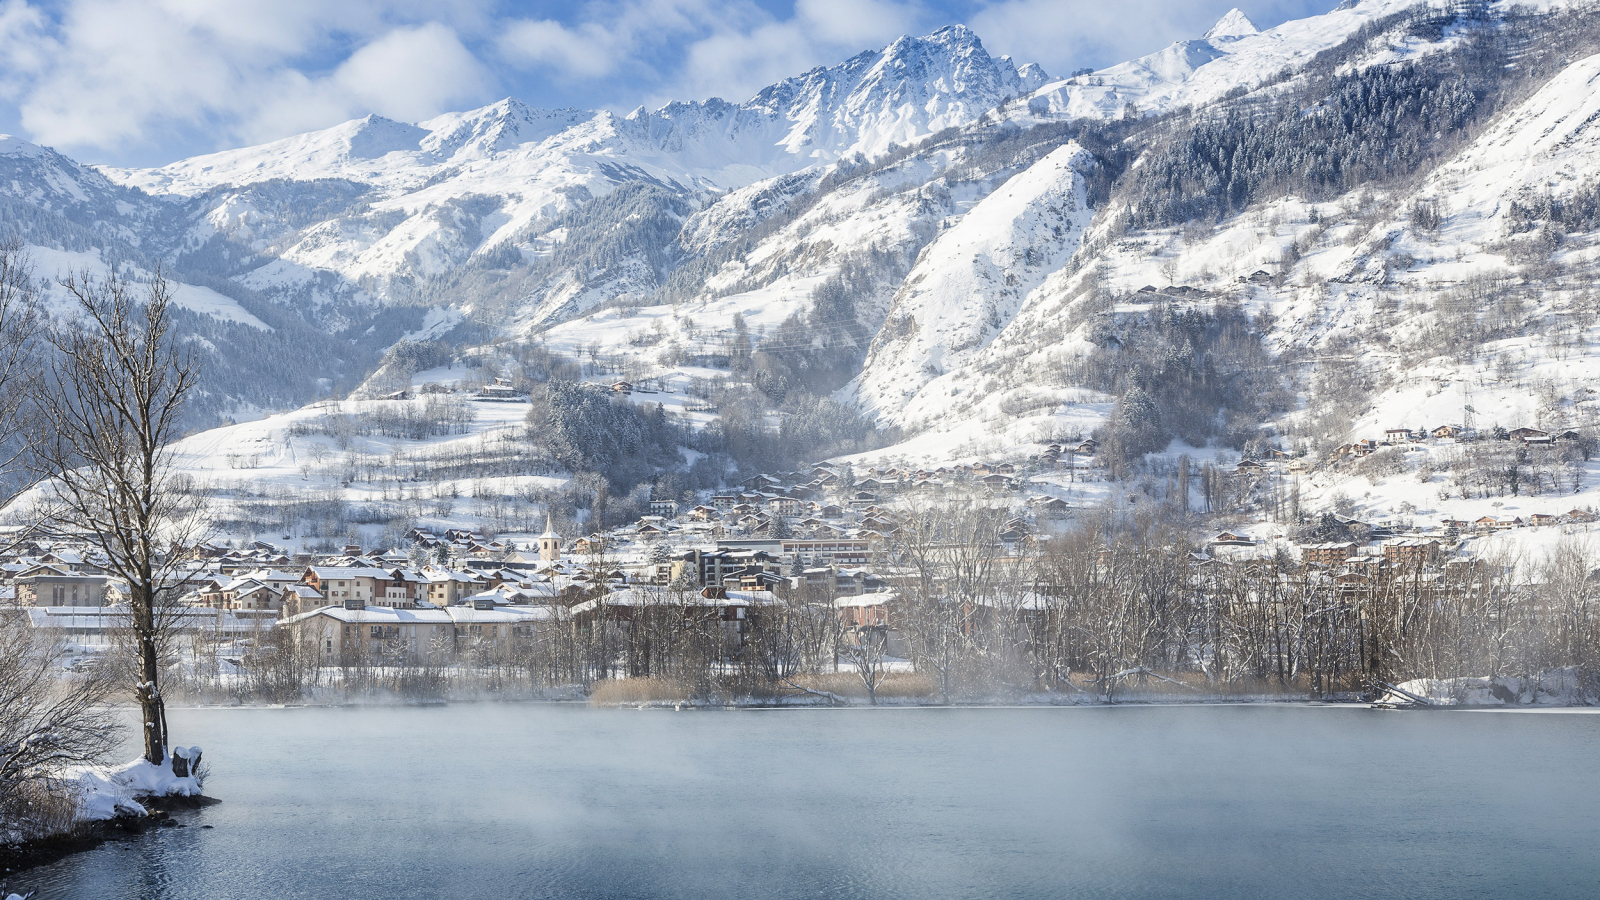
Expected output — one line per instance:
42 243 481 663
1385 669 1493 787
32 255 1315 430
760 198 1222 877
0 0 1333 168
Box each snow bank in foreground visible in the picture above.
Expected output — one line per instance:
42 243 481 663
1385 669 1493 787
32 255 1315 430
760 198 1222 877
68 749 204 821
1388 670 1594 707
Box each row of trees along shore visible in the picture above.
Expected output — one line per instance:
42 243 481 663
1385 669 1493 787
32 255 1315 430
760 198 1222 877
181 505 1599 707
1 240 201 841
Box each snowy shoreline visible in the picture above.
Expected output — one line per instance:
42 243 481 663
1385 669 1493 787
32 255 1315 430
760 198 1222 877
1 755 213 881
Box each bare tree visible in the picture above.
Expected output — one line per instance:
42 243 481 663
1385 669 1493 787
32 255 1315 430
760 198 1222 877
0 622 122 832
31 269 205 766
0 239 43 513
0 241 124 836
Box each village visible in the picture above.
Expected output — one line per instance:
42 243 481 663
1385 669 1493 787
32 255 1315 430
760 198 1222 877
5 410 1597 695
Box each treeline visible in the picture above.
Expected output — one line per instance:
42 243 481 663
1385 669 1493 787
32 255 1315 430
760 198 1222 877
288 395 475 445
1125 5 1600 229
1079 301 1288 470
1126 57 1493 227
1508 179 1600 237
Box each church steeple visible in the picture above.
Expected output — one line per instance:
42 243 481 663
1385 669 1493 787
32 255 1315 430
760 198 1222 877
538 513 561 562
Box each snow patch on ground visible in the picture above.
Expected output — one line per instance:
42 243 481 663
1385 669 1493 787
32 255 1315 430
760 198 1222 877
68 753 203 821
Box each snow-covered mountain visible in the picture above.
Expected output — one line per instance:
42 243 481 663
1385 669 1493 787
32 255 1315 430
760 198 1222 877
87 25 1045 332
11 0 1600 552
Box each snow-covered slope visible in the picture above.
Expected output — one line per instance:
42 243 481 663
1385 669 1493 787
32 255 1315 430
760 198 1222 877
852 142 1097 428
1019 1 1425 122
84 27 1046 329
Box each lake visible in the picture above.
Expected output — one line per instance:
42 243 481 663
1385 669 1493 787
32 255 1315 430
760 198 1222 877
5 704 1598 899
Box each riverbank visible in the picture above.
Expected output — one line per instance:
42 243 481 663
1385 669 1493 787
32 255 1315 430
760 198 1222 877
0 797 216 879
1 756 216 880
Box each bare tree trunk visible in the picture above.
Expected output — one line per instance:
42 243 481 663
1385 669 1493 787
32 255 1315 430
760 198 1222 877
31 268 204 766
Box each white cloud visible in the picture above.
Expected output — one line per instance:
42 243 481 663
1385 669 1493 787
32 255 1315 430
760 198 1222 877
333 23 489 122
0 0 54 100
0 0 1325 163
3 0 496 155
970 0 1319 76
498 19 621 78
494 0 925 108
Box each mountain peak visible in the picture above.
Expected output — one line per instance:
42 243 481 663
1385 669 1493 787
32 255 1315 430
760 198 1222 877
1204 8 1259 41
0 134 47 158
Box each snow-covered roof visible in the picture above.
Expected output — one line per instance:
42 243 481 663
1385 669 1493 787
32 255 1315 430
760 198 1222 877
281 604 554 625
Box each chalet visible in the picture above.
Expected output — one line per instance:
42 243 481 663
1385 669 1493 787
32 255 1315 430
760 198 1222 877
610 381 634 394
711 495 738 510
689 549 781 588
15 571 107 607
688 505 720 521
1383 539 1442 567
1509 427 1550 443
279 584 326 618
301 567 399 606
834 592 895 630
422 568 486 607
1384 428 1414 444
1334 571 1371 592
1529 513 1559 527
743 474 783 492
1234 459 1267 476
280 604 552 663
1300 542 1358 567
1210 532 1255 547
1034 496 1072 519
1564 509 1599 524
1558 430 1582 442
649 499 680 518
472 380 526 402
1431 424 1464 439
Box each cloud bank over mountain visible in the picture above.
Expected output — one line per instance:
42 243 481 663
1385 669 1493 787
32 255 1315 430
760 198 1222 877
0 0 1329 166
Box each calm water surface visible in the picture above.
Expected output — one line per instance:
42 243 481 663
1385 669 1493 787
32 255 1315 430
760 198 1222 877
5 704 1598 899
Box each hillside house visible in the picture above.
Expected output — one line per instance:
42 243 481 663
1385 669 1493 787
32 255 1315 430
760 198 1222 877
1383 539 1442 567
281 604 552 664
15 571 107 607
1300 542 1358 567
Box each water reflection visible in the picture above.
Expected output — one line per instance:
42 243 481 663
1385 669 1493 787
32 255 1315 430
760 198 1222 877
5 705 1599 900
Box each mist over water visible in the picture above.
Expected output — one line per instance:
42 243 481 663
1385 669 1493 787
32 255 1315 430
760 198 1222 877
7 705 1598 900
